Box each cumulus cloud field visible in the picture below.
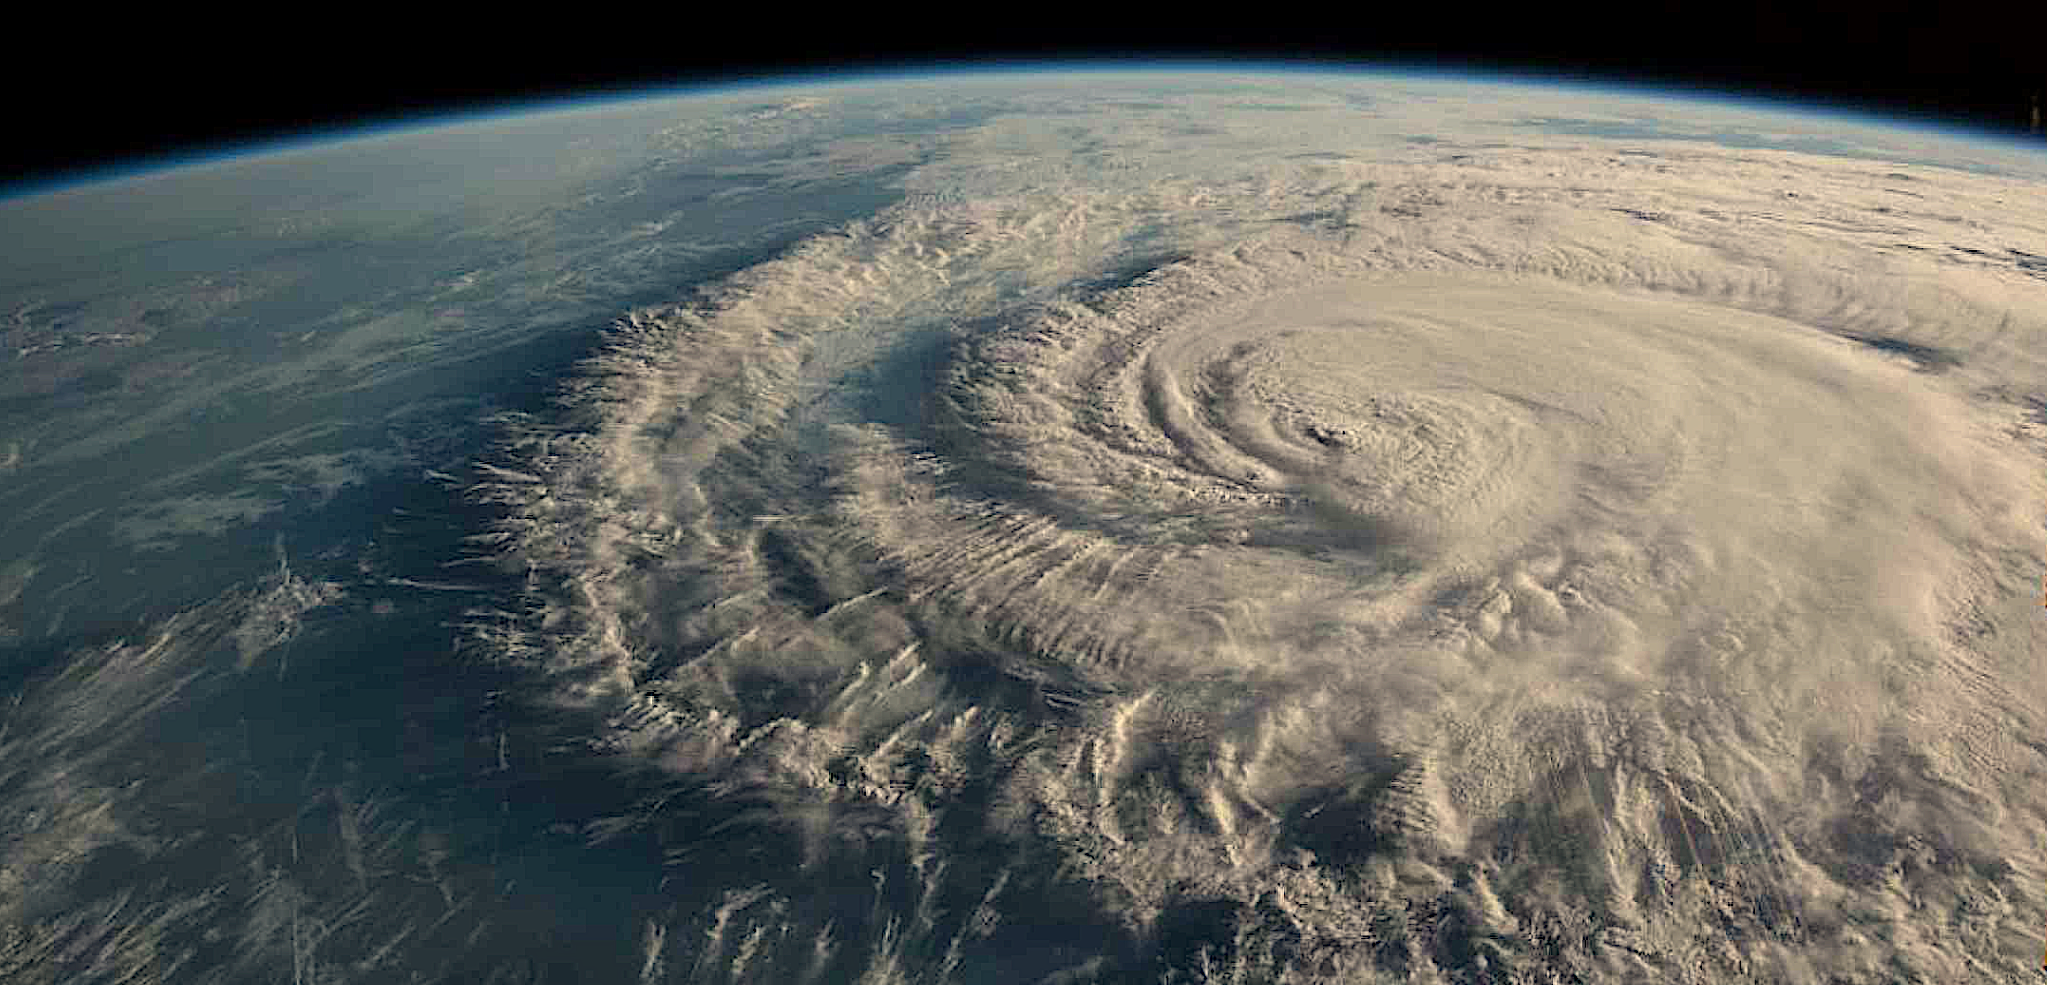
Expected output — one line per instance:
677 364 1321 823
4 75 2047 984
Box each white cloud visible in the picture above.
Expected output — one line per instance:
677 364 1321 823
473 84 2047 982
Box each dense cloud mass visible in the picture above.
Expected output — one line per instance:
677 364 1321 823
472 93 2047 983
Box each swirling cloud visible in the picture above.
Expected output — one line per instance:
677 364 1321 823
478 90 2047 983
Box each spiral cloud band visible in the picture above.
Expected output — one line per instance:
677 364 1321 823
478 83 2047 983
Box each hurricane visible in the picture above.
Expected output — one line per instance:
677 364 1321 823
471 97 2047 983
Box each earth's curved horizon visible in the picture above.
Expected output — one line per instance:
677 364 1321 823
2 67 2045 984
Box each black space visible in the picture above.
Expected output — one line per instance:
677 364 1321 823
8 12 2046 193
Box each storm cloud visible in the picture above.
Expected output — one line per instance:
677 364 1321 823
472 84 2047 984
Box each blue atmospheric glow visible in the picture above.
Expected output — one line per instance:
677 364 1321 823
7 59 2042 202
